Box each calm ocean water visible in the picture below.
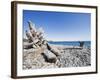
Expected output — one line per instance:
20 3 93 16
48 41 91 48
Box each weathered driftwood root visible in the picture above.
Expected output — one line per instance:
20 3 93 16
23 21 60 63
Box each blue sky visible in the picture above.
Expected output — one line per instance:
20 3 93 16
23 10 91 41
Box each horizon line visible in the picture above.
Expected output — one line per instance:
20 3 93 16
47 40 91 41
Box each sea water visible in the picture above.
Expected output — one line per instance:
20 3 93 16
48 41 91 48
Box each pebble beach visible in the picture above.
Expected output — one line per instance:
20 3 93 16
23 44 91 69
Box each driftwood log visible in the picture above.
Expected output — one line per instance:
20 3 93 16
42 50 57 63
23 21 60 63
47 43 60 56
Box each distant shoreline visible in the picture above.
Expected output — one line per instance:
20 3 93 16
48 41 91 48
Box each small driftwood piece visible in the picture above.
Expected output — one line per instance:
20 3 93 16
23 42 34 49
79 41 84 47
